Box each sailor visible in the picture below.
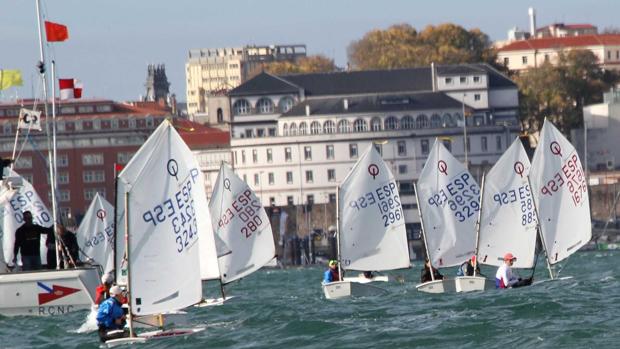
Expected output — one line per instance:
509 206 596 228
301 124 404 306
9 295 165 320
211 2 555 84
495 253 532 288
46 224 81 269
95 273 115 305
323 260 341 283
96 285 129 342
12 211 54 271
457 255 481 277
420 259 443 283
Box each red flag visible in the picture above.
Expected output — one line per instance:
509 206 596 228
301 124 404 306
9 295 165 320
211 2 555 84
45 21 69 42
58 78 83 100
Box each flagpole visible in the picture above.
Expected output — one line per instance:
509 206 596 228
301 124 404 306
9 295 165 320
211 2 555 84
50 60 62 269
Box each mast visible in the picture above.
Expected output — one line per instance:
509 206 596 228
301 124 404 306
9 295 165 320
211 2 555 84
124 192 135 338
335 186 342 279
527 176 554 280
472 173 486 277
414 182 434 281
35 0 61 269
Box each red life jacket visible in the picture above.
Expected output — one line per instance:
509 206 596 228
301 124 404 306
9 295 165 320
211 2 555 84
95 284 109 305
330 269 341 282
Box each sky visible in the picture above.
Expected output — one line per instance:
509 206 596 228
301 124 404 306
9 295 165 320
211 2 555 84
2 0 619 102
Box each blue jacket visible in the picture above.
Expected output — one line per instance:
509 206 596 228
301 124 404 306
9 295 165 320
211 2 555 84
323 269 340 283
96 297 124 329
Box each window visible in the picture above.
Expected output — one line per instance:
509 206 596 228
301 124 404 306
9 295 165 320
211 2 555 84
310 121 321 134
323 120 336 134
430 114 442 128
268 128 276 136
233 99 250 115
287 196 294 206
279 97 294 113
282 124 289 136
14 156 32 169
217 108 224 123
473 76 481 83
304 146 312 160
289 123 297 136
337 120 351 133
371 117 382 131
257 129 265 137
349 144 358 159
307 195 315 207
416 114 429 128
445 77 453 84
256 98 274 113
398 165 407 174
268 173 274 185
496 135 502 150
481 136 488 152
252 149 258 163
117 152 134 165
421 139 430 155
460 76 467 83
269 197 276 206
320 144 333 160
443 139 452 151
57 154 69 167
443 113 455 127
266 149 273 163
57 172 69 184
245 129 253 138
286 171 293 184
385 116 398 130
82 153 104 166
353 119 367 132
299 122 308 135
544 54 550 62
327 169 336 182
401 115 414 129
285 147 292 162
329 193 336 203
59 190 70 202
305 170 313 183
83 170 105 183
474 94 481 101
397 141 406 156
522 56 528 64
241 150 246 164
254 173 260 185
608 51 612 60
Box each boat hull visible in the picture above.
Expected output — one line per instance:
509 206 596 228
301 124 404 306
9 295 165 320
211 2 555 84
454 276 495 292
322 281 388 299
415 279 456 294
343 275 389 284
0 267 100 316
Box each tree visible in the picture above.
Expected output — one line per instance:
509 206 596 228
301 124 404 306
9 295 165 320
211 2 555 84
514 49 619 135
347 23 496 70
262 55 338 75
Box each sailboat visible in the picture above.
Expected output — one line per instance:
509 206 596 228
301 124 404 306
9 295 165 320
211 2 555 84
415 139 481 294
205 163 276 300
322 145 410 299
76 193 115 275
529 119 591 280
106 120 206 345
0 170 100 316
455 138 538 292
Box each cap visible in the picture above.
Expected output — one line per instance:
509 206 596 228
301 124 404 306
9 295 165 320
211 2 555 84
110 285 122 296
503 253 516 261
328 260 338 267
101 273 114 285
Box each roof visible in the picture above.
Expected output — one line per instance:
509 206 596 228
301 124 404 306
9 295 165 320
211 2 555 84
281 92 462 117
170 118 230 148
228 72 300 96
499 34 620 52
230 63 516 98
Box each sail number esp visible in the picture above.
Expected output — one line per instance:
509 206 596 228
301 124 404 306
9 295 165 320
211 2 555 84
348 181 403 227
217 188 264 239
427 173 480 222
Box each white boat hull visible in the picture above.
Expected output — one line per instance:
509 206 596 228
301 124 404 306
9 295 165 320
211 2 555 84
105 327 205 347
322 281 388 299
0 267 100 316
194 295 237 308
454 276 495 292
415 279 457 294
343 275 389 284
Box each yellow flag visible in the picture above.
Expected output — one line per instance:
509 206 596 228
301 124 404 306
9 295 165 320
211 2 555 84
0 70 24 90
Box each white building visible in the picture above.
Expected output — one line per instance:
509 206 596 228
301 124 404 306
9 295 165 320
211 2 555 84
216 63 521 238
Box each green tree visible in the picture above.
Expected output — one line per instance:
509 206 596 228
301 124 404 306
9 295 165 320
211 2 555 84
347 23 495 70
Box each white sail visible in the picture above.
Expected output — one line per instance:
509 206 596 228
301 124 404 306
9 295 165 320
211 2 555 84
76 193 115 274
530 119 591 264
478 138 537 268
417 139 480 268
1 170 52 265
117 120 202 316
209 163 275 284
339 145 409 271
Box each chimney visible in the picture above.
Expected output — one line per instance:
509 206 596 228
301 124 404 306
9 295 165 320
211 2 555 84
528 7 536 37
431 62 436 92
305 104 310 116
343 99 349 110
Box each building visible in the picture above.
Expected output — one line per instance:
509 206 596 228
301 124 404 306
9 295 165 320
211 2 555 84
0 99 228 226
218 63 521 249
573 89 620 173
144 64 171 103
536 23 598 38
185 44 307 119
497 34 620 72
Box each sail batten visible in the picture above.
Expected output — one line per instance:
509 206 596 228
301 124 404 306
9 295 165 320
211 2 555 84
338 145 409 271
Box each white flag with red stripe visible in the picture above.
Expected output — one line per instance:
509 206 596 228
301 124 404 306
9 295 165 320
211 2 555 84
59 78 83 100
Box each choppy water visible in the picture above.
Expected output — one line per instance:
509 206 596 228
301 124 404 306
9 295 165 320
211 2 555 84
1 251 619 348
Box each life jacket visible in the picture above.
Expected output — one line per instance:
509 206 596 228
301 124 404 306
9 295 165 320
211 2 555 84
95 285 109 305
330 269 340 282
